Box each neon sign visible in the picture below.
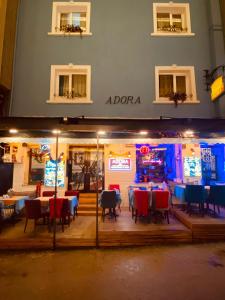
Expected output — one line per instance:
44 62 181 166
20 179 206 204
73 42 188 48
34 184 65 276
109 158 131 171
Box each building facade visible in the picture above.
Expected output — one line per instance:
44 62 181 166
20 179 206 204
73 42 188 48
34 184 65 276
10 0 225 119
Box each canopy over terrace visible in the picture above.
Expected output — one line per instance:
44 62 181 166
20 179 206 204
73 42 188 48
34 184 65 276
0 116 225 140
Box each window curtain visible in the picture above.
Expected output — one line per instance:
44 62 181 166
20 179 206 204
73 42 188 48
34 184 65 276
60 13 70 28
159 75 173 97
59 75 69 97
72 75 87 98
176 76 186 94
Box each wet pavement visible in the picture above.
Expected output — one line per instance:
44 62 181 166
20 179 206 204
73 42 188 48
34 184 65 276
1 243 225 300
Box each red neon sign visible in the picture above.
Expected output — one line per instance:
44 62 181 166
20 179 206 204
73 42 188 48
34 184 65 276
140 146 150 155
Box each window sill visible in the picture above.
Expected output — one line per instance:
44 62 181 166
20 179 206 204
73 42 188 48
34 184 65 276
47 99 93 104
48 32 92 36
151 32 195 37
153 100 200 104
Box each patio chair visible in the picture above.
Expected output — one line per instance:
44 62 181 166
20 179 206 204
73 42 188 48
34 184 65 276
65 190 79 218
108 184 120 191
133 190 150 223
42 191 55 197
24 200 49 233
185 185 206 216
0 201 16 233
108 184 121 211
152 190 170 224
49 198 70 232
207 185 225 216
100 191 117 222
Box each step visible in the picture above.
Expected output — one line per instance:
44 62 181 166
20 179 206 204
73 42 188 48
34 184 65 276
78 204 101 211
77 210 101 217
79 193 98 199
79 198 97 204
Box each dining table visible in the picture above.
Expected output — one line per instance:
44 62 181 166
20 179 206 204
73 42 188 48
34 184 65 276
0 195 29 213
35 196 78 216
174 185 210 203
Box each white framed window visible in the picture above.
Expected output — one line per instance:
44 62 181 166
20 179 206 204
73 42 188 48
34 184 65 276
151 2 195 36
47 65 92 104
48 2 92 36
154 66 199 104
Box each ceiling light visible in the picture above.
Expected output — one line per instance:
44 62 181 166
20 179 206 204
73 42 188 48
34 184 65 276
9 129 18 134
140 131 148 135
185 130 194 136
52 129 61 135
97 131 106 135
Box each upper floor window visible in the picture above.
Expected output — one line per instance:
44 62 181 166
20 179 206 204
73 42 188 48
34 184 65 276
48 65 92 104
154 66 199 104
151 2 195 36
48 2 92 36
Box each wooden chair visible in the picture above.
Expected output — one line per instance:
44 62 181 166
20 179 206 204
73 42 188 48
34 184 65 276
133 190 150 223
49 198 70 232
152 190 170 224
42 191 55 197
100 191 117 222
24 200 48 233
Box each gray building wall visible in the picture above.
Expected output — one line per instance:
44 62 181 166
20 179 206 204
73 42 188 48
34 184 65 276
10 0 225 118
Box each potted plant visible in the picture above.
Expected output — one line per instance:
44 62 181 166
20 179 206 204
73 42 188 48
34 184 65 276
60 24 83 37
168 92 187 107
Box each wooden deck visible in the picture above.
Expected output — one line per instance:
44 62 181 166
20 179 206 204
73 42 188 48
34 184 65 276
98 210 192 247
2 206 225 249
173 207 225 242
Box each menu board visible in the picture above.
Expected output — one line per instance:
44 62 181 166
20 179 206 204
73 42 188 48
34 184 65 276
44 160 65 187
184 157 202 177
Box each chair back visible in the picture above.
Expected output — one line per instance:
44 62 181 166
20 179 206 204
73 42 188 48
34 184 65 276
108 184 120 191
65 190 79 199
101 191 117 209
134 190 149 217
42 191 55 197
49 198 65 219
185 185 206 204
208 185 225 206
25 200 42 219
153 190 170 210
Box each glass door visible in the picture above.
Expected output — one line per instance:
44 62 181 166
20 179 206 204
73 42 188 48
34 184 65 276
68 145 104 192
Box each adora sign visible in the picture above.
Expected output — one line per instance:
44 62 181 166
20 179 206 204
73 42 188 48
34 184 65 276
106 96 141 104
109 158 131 171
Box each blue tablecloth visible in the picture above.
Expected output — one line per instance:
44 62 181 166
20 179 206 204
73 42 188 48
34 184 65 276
174 185 186 203
69 196 78 215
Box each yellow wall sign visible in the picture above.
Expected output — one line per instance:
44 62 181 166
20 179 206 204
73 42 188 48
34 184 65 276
211 76 225 101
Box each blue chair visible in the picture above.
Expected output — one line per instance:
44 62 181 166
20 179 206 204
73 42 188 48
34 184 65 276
100 191 117 222
207 186 225 215
185 185 206 216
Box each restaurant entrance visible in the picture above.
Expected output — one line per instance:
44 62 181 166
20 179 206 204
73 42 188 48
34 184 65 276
68 145 104 192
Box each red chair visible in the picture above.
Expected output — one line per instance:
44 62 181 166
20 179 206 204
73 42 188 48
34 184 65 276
108 184 120 191
42 191 55 197
153 190 170 224
133 190 150 223
24 200 49 232
65 190 79 218
49 198 70 232
65 190 79 199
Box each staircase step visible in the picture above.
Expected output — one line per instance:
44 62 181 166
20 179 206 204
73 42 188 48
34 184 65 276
79 199 97 204
78 204 101 211
77 210 101 216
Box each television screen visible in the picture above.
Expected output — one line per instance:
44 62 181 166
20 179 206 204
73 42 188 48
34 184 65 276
184 157 202 177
